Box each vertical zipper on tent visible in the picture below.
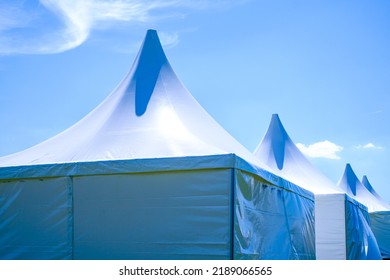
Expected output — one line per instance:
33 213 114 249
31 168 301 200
230 168 236 260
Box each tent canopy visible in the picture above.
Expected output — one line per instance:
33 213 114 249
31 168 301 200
254 113 343 195
337 164 389 259
0 29 265 171
362 176 390 210
338 164 390 212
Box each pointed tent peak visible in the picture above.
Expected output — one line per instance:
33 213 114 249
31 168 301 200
362 176 390 208
142 29 163 49
132 29 170 116
269 114 290 138
136 29 168 66
254 113 298 171
341 169 390 212
362 175 374 193
146 29 158 36
338 163 359 196
271 113 281 122
262 113 292 170
254 113 344 194
269 113 287 134
268 113 292 143
140 29 166 57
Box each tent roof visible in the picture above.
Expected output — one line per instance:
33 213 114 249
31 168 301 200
362 175 390 211
0 29 266 170
253 114 343 195
337 164 390 212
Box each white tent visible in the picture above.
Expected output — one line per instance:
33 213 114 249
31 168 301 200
0 30 315 260
362 176 390 259
338 167 390 259
362 176 390 207
253 114 381 259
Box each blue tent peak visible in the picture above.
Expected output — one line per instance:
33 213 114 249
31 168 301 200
266 113 291 170
362 175 374 193
343 163 359 196
132 29 169 116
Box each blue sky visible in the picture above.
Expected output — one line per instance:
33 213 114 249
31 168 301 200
0 0 389 202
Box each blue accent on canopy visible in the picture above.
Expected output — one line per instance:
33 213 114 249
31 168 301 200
133 29 167 116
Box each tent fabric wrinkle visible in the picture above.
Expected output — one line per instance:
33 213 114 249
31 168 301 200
360 175 390 259
233 170 315 260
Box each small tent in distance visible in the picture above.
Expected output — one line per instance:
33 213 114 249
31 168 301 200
253 114 381 260
336 164 383 259
361 176 390 259
0 30 315 260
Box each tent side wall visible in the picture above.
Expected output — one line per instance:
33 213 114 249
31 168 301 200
0 155 315 260
0 177 73 260
73 169 233 260
0 168 233 260
345 197 382 260
234 170 315 260
369 211 390 259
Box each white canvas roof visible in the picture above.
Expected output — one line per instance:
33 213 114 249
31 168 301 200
337 164 390 212
0 29 266 171
253 114 343 195
362 176 390 210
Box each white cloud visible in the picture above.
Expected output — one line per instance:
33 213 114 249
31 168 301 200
0 0 241 55
368 110 382 115
159 32 180 48
296 140 343 160
355 143 383 150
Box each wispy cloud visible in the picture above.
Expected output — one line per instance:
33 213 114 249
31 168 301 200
0 0 183 54
0 6 28 31
296 140 343 160
354 143 384 150
0 0 241 55
368 110 383 115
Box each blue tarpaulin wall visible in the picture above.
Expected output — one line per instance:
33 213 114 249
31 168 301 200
0 158 315 260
